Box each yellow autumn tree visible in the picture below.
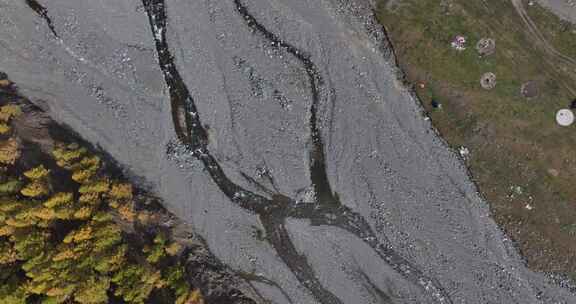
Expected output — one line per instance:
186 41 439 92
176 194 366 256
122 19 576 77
117 202 136 222
0 123 10 134
79 178 110 194
0 242 17 265
109 183 133 200
20 182 48 198
63 225 93 243
24 165 50 180
180 289 205 304
0 104 21 138
0 105 207 304
21 165 50 198
0 138 20 165
31 207 56 221
165 242 182 257
52 143 87 169
0 105 22 122
73 278 110 304
0 179 21 195
43 192 73 209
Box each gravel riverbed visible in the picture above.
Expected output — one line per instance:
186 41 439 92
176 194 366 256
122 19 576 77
0 0 574 303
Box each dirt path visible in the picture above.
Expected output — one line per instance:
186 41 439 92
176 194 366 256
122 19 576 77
511 0 576 95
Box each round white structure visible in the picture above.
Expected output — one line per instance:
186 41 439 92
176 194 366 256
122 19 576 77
556 109 575 126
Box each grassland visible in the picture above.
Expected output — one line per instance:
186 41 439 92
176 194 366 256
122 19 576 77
525 1 576 61
376 0 576 278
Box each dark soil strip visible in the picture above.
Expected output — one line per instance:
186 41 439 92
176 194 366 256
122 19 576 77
25 0 59 37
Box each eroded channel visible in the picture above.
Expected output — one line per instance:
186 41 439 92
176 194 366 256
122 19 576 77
143 0 455 303
25 0 58 37
28 0 454 303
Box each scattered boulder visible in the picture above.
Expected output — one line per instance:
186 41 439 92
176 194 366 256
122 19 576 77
480 72 497 90
520 81 539 98
476 38 496 56
547 168 559 177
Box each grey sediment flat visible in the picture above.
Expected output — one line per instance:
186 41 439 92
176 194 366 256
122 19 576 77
0 0 574 303
537 0 576 24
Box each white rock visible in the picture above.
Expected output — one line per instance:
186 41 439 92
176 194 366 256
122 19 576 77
458 146 470 158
